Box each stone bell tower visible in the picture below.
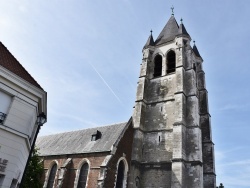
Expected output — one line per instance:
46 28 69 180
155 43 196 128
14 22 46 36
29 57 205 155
128 13 216 188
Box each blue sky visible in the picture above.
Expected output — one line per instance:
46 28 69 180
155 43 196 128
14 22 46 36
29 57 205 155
0 1 249 187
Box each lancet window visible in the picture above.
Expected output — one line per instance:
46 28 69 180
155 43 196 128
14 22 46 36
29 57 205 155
47 163 57 188
77 163 89 188
153 55 162 77
167 50 176 74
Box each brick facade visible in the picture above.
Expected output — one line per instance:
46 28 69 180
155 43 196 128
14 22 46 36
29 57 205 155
41 153 107 188
104 123 134 188
39 122 134 188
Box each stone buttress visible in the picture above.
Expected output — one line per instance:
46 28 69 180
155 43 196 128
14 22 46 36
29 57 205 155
128 15 216 188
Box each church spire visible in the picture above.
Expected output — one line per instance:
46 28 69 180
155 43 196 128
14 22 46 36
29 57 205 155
193 41 202 58
143 30 155 49
178 18 190 38
155 15 179 45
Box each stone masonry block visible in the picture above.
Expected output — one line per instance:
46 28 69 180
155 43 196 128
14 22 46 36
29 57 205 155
186 96 199 127
185 69 196 96
186 128 202 161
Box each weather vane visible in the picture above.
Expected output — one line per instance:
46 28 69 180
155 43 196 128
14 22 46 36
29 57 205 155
171 6 174 16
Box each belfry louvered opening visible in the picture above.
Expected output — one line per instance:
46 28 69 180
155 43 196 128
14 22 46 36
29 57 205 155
153 55 162 77
167 50 176 74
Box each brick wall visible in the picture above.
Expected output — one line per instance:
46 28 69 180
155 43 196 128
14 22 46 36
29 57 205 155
104 122 134 187
40 122 134 188
41 153 108 188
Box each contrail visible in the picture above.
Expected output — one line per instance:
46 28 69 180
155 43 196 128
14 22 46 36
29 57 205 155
87 62 123 105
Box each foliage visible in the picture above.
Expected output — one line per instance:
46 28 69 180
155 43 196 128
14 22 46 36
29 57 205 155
217 183 224 188
22 147 43 188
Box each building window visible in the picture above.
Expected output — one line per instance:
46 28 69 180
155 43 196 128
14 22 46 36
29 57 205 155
114 158 128 188
153 55 162 77
47 163 57 188
0 112 6 124
167 50 176 74
77 163 89 188
115 160 125 188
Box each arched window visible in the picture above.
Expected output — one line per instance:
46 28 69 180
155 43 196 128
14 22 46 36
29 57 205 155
47 163 57 188
153 55 162 77
167 50 176 74
77 163 89 188
115 160 125 188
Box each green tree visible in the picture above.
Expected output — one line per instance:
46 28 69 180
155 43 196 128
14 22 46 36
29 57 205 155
22 147 43 188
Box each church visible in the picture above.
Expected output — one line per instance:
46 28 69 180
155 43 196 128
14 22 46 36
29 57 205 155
36 12 216 188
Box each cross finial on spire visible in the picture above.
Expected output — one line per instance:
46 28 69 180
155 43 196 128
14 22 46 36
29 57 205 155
180 18 183 23
193 40 196 45
171 6 174 16
150 30 153 35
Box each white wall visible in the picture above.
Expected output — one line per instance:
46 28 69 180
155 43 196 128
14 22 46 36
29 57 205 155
0 129 29 188
5 97 37 137
0 66 47 188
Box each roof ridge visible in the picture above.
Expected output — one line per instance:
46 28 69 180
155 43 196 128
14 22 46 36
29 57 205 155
38 122 128 137
36 121 129 156
0 41 43 90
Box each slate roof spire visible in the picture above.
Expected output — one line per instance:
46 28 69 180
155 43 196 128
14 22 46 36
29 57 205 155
155 15 179 45
154 8 192 46
193 41 202 58
143 30 155 49
178 18 190 38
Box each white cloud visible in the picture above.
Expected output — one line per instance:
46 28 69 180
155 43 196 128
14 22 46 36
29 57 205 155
216 147 250 187
87 61 124 106
218 103 249 111
18 5 27 12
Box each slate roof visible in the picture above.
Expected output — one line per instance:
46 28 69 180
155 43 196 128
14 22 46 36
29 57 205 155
155 16 190 46
0 41 43 90
143 33 155 49
193 44 202 58
178 23 189 37
36 122 128 156
155 16 179 45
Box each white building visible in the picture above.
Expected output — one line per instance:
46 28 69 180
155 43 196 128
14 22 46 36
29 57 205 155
0 41 47 187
